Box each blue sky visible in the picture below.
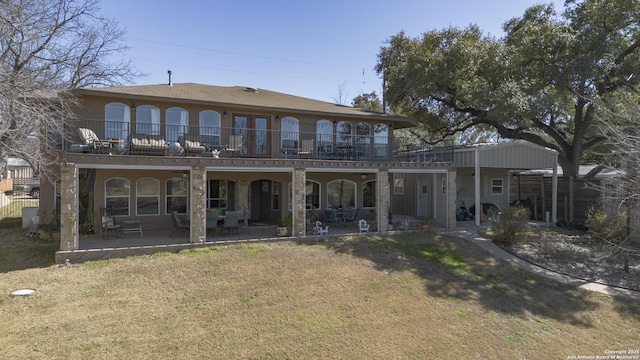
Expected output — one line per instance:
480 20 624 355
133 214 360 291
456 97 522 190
99 0 564 103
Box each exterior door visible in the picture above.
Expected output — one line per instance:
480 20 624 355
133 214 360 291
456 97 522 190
417 178 430 218
233 115 270 156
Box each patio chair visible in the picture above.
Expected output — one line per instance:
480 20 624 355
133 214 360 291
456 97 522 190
227 135 243 156
324 208 339 224
171 211 190 238
222 210 240 238
206 211 221 232
299 139 314 157
179 134 205 154
358 219 370 233
238 209 249 234
100 207 123 239
78 128 112 153
313 221 329 235
130 133 169 154
343 207 359 225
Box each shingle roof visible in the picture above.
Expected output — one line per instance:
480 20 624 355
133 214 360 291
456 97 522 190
74 83 415 126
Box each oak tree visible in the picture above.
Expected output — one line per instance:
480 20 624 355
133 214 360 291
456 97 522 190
376 0 640 223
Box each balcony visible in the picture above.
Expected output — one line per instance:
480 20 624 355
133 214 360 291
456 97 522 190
59 119 453 165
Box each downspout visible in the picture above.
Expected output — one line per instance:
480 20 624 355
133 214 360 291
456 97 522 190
552 160 558 223
475 147 481 227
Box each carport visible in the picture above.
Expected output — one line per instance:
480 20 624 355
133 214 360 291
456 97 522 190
453 141 558 226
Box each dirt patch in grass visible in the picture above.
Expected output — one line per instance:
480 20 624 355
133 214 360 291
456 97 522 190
1 229 638 359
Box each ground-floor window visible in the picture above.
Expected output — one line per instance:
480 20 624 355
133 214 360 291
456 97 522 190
362 180 376 208
167 178 188 214
137 177 160 215
272 182 280 210
327 179 356 208
105 178 130 216
306 181 320 209
491 178 503 195
207 179 228 211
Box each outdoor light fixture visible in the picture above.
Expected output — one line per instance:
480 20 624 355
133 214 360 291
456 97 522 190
361 173 367 179
223 111 227 119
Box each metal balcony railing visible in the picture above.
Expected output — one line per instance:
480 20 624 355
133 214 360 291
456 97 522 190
57 119 453 164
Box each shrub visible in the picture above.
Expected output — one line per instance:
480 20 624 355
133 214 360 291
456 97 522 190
585 206 627 244
488 206 530 246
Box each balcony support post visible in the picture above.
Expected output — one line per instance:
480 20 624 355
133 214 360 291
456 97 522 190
60 162 79 251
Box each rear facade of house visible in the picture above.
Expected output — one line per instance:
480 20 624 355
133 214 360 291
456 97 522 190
39 83 457 261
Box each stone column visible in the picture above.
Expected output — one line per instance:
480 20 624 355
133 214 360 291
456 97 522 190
292 168 306 237
447 170 457 229
190 166 206 244
377 169 390 232
59 163 79 251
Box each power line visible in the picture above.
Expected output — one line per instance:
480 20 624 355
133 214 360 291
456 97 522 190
131 56 380 86
126 36 362 70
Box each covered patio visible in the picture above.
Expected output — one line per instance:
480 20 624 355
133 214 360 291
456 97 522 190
56 219 385 264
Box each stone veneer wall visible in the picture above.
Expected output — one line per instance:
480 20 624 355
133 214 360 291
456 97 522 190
59 163 79 251
190 166 206 243
292 168 306 237
377 169 389 231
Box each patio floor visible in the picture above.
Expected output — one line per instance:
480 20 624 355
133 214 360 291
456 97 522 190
77 221 377 251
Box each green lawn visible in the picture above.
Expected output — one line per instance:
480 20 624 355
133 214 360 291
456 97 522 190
1 222 638 359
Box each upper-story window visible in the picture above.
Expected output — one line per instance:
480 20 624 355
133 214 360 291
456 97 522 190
166 107 188 144
199 110 221 145
316 120 333 156
336 121 352 146
355 122 371 158
105 103 130 140
374 124 389 159
281 116 299 151
136 105 160 135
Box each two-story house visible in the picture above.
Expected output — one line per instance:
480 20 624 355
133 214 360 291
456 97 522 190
44 83 457 263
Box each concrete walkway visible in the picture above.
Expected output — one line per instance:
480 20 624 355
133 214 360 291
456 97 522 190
434 227 640 301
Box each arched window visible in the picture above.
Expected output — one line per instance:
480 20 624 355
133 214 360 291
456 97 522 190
105 178 130 216
316 120 333 157
362 180 376 208
355 122 371 158
327 179 356 209
136 177 159 215
105 102 130 140
374 124 389 159
166 178 188 215
281 116 299 152
136 105 160 135
166 107 188 143
199 110 221 145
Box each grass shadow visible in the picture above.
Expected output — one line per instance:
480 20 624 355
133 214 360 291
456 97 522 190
300 231 604 327
0 219 57 273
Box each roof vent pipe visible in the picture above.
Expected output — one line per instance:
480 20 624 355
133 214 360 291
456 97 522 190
167 70 173 86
